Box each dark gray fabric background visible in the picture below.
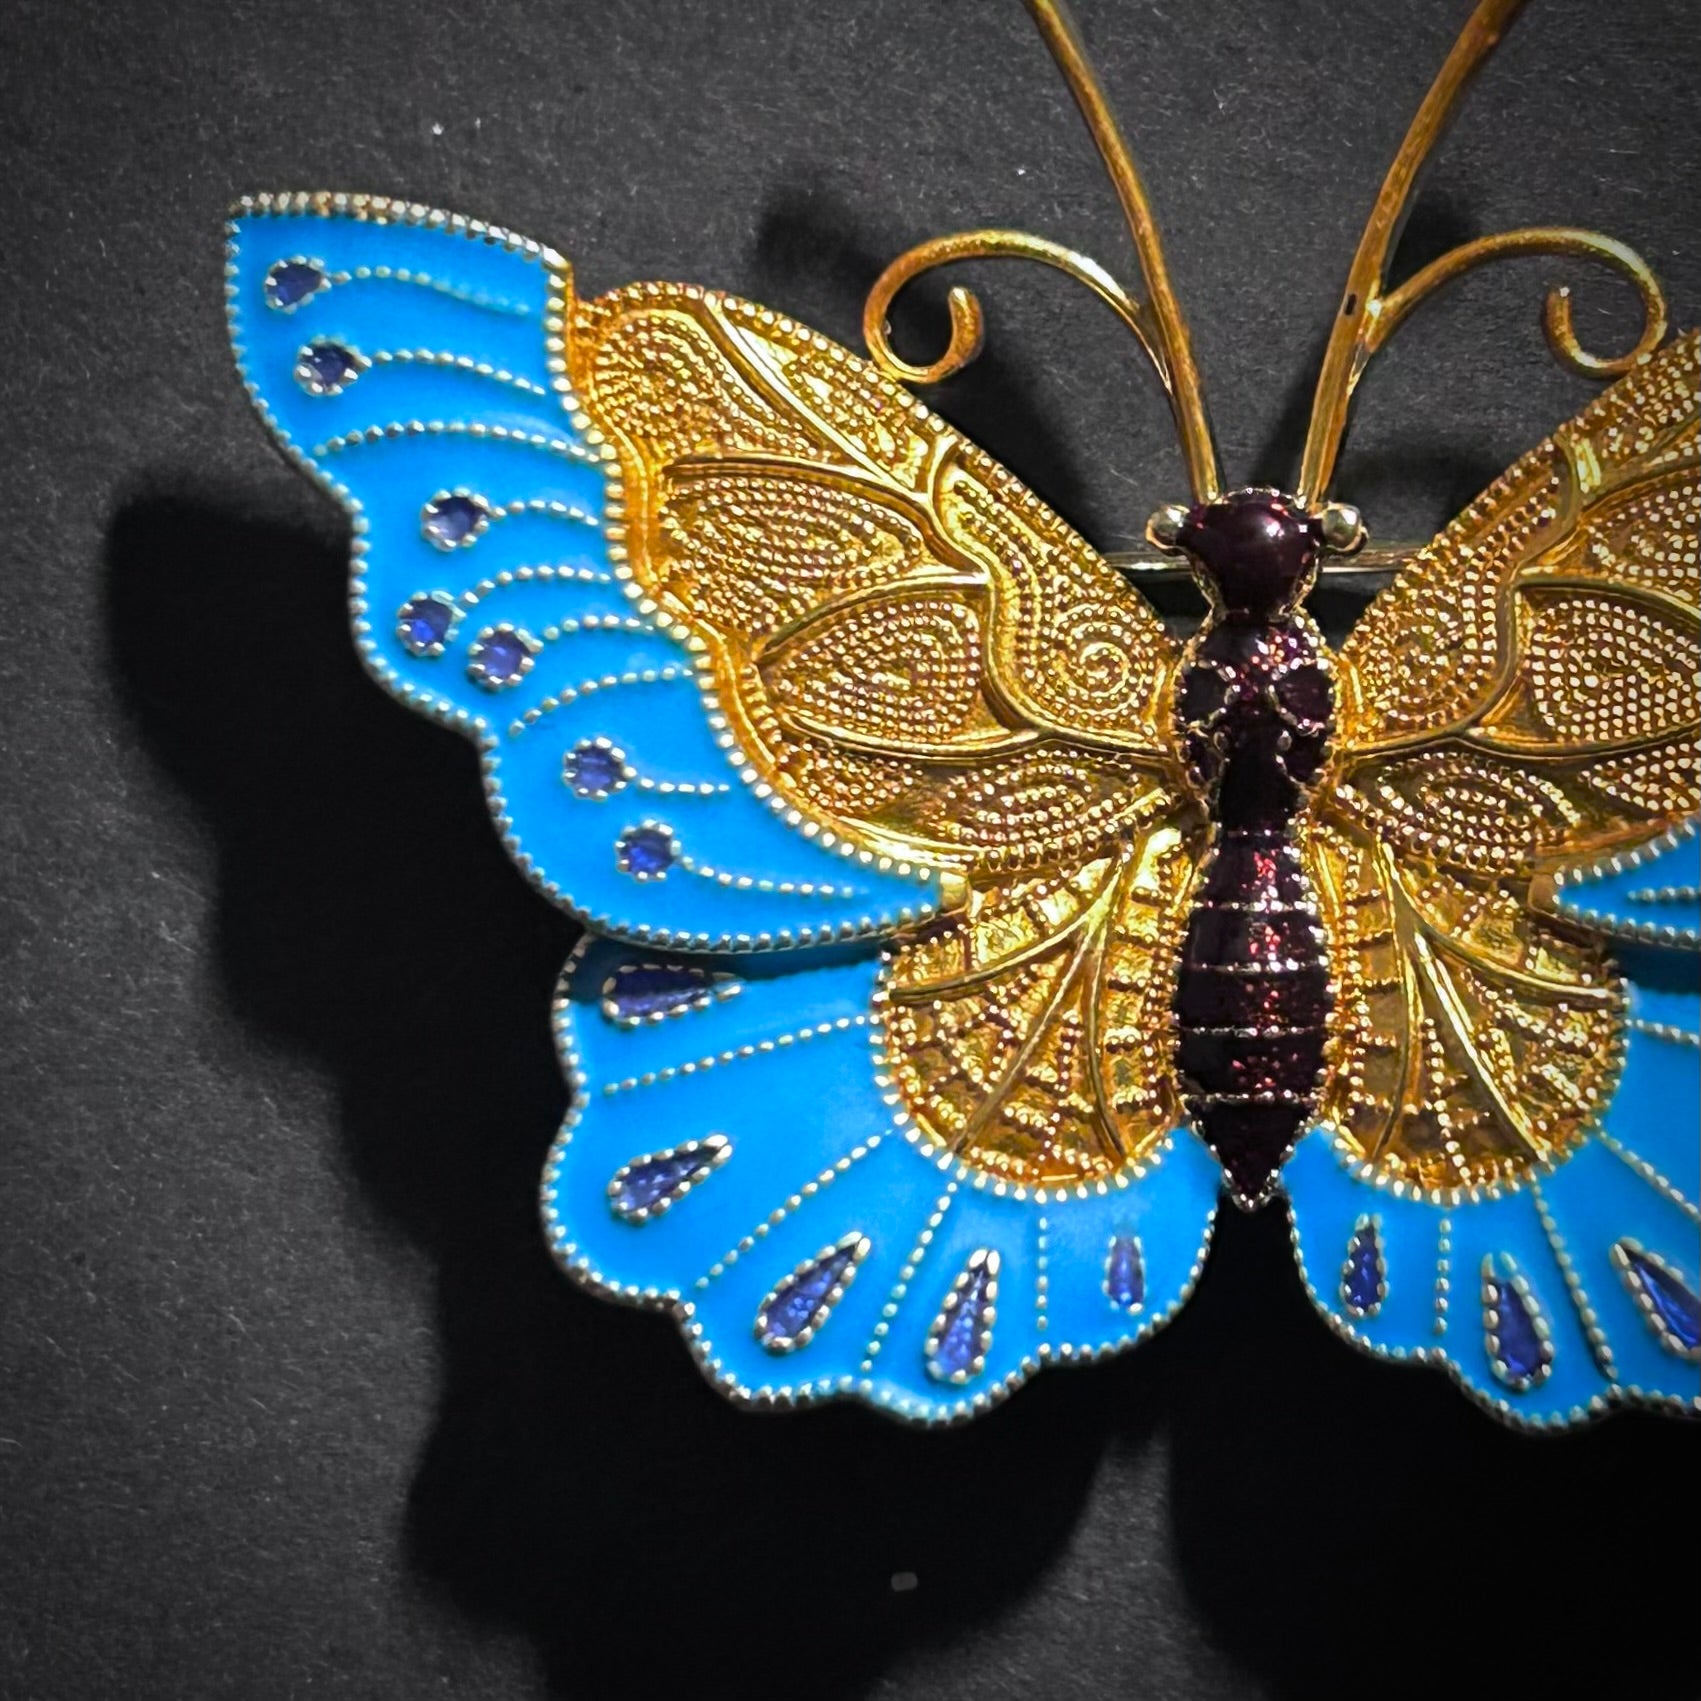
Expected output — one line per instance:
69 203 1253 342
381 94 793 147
2 0 1697 1696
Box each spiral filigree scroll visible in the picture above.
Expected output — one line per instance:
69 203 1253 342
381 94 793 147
861 0 1221 503
862 230 1160 388
1298 0 1672 503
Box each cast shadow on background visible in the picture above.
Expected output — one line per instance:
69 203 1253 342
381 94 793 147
105 186 1696 1701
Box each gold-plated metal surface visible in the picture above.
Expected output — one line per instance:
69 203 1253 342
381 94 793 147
560 6 1697 1208
1297 0 1669 503
571 281 1185 872
1308 330 1699 1195
1108 545 1417 583
862 231 1159 387
882 825 1196 1188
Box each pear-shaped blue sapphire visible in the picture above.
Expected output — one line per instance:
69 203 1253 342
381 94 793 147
265 258 325 308
395 594 456 654
297 340 359 392
1617 1242 1701 1353
758 1239 865 1350
608 1138 727 1221
564 741 628 797
602 962 725 1025
421 493 489 548
1485 1260 1550 1386
618 826 676 879
1341 1219 1383 1317
927 1252 998 1383
1106 1235 1145 1311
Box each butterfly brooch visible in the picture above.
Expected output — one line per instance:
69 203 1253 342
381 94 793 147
224 0 1698 1428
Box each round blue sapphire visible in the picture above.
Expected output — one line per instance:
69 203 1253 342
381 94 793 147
265 258 325 309
421 493 489 548
564 741 628 797
297 340 360 393
396 595 456 654
618 826 677 879
467 626 533 688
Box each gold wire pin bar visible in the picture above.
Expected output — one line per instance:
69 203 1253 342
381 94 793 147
1106 544 1416 582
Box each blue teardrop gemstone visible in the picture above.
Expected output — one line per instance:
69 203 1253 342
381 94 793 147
564 741 628 797
927 1252 998 1383
421 493 489 547
468 627 532 687
1106 1235 1145 1311
1485 1260 1550 1385
758 1240 865 1350
395 595 455 653
608 1140 727 1221
297 340 359 392
618 826 676 878
265 258 325 308
1618 1242 1701 1352
1342 1219 1383 1316
602 962 726 1025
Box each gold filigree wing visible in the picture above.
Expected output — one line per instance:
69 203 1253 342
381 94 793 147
566 282 1204 1190
1330 329 1699 873
1309 330 1698 1196
566 283 1187 877
881 818 1198 1190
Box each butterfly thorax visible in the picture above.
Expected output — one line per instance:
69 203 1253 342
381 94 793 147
1171 491 1334 1209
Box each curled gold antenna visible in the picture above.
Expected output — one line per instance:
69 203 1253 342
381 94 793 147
1297 0 1669 504
863 0 1221 502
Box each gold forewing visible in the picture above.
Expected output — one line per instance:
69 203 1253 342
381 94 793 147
568 283 1183 875
1311 330 1698 1194
567 282 1200 1185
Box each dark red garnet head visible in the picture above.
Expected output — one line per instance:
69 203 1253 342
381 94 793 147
1179 489 1322 619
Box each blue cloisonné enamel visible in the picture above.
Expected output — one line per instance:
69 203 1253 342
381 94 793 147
227 192 1698 1428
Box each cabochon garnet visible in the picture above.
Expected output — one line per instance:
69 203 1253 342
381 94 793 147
1171 490 1333 1208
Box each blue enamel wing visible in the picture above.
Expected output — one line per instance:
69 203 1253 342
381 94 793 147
224 187 1699 1429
